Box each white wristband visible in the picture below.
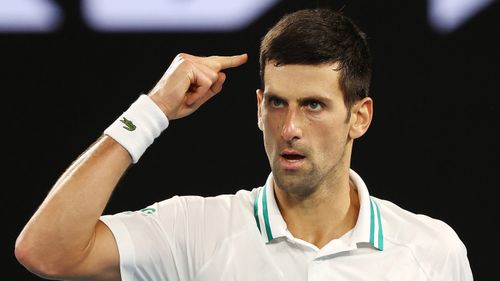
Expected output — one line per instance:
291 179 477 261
104 94 169 163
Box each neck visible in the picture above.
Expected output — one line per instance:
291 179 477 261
274 174 360 249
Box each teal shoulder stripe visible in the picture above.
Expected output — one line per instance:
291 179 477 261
374 200 384 250
253 188 261 232
369 197 375 245
262 184 274 241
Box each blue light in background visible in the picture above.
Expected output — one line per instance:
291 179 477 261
0 0 62 32
428 0 496 33
2 0 495 34
82 0 280 32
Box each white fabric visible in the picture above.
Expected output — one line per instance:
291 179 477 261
104 94 169 163
100 169 473 281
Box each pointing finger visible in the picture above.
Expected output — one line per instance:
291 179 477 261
208 54 248 70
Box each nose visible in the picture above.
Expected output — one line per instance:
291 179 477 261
281 108 303 142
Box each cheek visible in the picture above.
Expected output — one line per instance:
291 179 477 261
262 111 282 135
310 122 347 151
262 113 283 155
262 130 279 164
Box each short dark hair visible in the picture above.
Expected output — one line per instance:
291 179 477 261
259 8 372 109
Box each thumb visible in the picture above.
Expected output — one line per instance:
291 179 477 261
210 72 227 94
186 72 226 106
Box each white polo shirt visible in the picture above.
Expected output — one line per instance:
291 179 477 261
100 169 473 281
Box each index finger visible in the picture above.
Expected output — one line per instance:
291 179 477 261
209 54 248 70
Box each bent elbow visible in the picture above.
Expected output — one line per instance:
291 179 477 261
15 235 63 279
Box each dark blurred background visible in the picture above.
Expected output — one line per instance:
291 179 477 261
2 0 498 280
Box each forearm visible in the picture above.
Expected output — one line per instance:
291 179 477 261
15 135 131 275
15 52 248 280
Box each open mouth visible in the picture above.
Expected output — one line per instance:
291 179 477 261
280 150 305 161
279 150 306 169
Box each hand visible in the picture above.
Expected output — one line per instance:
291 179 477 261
148 53 248 120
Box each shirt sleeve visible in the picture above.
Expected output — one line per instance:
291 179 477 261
100 196 192 281
417 218 474 281
99 192 252 281
439 233 474 281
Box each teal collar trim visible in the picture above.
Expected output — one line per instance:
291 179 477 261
253 188 262 233
369 197 384 250
253 184 274 242
254 170 384 250
262 184 274 241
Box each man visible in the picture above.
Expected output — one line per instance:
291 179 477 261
15 8 473 281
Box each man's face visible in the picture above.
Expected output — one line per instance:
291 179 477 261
257 62 357 197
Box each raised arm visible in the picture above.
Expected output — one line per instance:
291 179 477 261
14 53 248 281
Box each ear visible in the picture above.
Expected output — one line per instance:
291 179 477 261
256 89 264 131
349 97 373 139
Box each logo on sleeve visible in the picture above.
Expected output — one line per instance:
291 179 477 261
140 207 156 215
120 117 136 131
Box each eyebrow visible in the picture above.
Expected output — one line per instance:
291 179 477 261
264 92 332 104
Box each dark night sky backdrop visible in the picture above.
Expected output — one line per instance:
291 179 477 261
1 0 498 280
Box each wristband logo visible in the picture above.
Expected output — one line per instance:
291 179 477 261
120 117 136 131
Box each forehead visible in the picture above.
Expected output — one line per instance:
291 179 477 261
263 62 342 99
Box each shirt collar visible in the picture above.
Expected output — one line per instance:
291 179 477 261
253 169 384 251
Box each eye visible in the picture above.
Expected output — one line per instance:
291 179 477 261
268 97 285 108
307 101 323 111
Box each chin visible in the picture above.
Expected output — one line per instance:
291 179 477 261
273 170 317 197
